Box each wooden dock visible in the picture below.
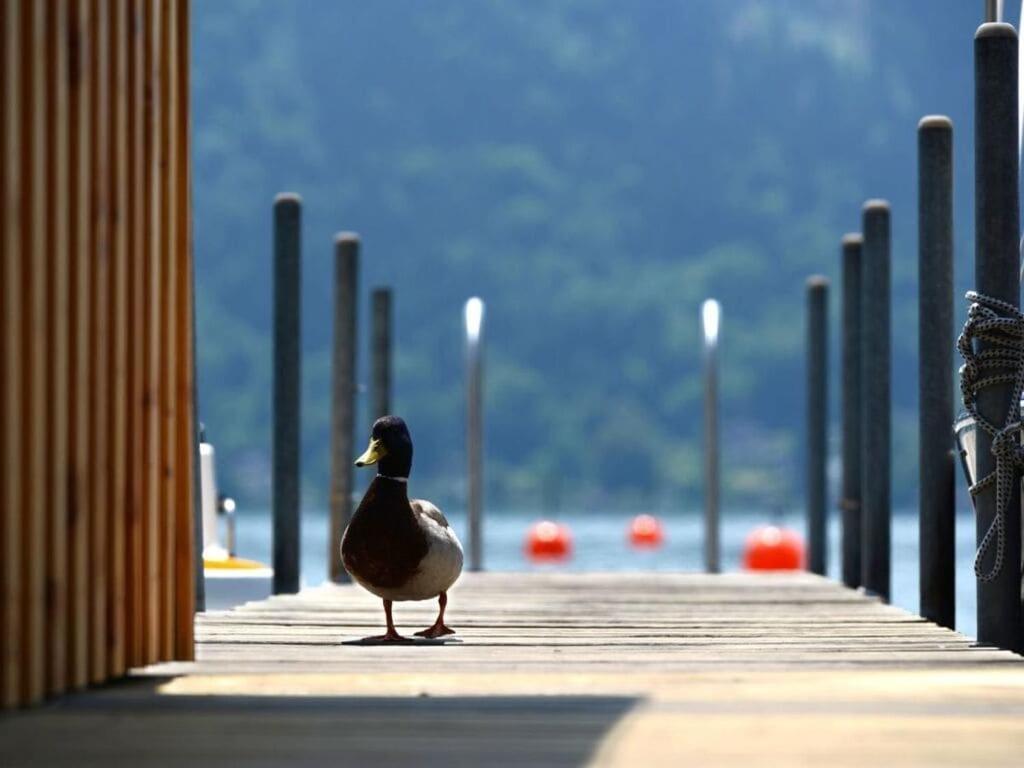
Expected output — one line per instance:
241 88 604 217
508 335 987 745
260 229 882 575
4 572 1024 766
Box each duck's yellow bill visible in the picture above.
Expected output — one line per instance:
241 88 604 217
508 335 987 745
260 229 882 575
355 437 387 467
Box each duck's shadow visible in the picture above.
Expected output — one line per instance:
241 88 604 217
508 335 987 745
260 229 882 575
342 636 464 647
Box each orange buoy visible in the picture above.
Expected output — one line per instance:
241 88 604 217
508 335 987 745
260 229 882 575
628 514 664 548
743 525 804 571
525 520 572 561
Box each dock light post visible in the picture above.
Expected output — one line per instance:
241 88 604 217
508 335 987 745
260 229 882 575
968 22 1022 652
860 200 891 602
272 193 302 595
917 116 956 630
701 299 721 574
465 297 485 572
329 233 359 583
840 234 863 589
370 288 392 425
806 277 829 576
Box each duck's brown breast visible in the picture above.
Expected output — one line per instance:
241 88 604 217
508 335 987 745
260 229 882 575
341 479 429 589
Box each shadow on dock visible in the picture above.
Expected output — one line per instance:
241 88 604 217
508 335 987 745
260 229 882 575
0 679 638 768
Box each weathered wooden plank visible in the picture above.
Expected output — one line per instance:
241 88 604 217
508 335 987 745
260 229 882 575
172 0 196 662
107 0 129 678
125 0 145 670
142 0 162 665
0 0 24 710
20 0 50 705
157 0 178 663
45 0 71 697
87 0 109 686
65 0 92 692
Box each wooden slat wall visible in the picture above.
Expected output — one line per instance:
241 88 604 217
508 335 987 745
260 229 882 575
0 0 195 709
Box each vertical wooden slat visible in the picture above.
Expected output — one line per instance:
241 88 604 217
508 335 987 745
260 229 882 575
2 0 193 706
143 0 163 664
173 0 196 660
21 0 50 705
107 0 129 677
46 0 71 696
87 0 110 684
158 0 178 661
1 0 24 709
66 0 92 691
126 0 146 670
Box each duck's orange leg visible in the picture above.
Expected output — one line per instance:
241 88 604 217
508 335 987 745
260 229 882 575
361 599 409 643
415 591 456 638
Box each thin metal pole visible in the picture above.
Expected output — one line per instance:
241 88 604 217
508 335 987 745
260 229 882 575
860 200 891 601
329 233 359 583
272 193 301 595
701 299 721 573
974 22 1022 652
370 287 392 424
840 234 863 589
806 276 829 576
985 0 1003 23
465 297 485 572
918 115 956 630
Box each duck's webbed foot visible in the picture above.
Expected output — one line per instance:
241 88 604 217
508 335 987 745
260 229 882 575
414 591 456 638
359 628 412 643
414 622 456 638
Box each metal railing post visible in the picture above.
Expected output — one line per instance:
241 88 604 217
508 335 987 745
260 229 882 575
329 233 359 583
272 193 301 595
806 276 829 576
860 200 891 601
972 22 1022 651
465 297 485 572
917 116 955 629
840 234 863 589
701 299 721 573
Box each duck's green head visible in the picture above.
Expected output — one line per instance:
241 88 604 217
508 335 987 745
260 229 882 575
355 415 414 478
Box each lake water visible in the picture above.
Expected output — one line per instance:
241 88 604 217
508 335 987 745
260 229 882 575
232 508 982 638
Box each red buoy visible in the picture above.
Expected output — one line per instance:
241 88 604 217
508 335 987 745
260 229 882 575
743 526 804 571
525 520 572 561
628 514 664 548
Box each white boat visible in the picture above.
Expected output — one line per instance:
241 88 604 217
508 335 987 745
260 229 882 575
200 432 273 610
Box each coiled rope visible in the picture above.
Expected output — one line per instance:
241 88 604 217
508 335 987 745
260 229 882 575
957 290 1024 582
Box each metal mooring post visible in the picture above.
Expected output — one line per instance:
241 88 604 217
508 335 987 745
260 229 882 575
329 233 359 583
917 116 956 630
806 276 829 576
860 200 891 602
272 193 302 595
465 297 485 572
701 299 721 573
973 22 1022 652
840 234 863 589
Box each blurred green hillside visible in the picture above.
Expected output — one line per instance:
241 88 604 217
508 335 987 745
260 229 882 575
192 0 983 513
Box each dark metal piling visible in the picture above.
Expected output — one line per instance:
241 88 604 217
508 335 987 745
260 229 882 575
973 22 1021 652
840 234 863 589
806 276 829 576
860 200 891 601
272 193 301 594
918 116 956 630
370 288 392 424
329 233 359 583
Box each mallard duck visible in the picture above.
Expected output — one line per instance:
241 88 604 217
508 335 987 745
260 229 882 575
341 415 464 641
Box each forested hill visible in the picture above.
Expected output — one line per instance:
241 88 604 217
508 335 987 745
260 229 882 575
192 1 983 512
